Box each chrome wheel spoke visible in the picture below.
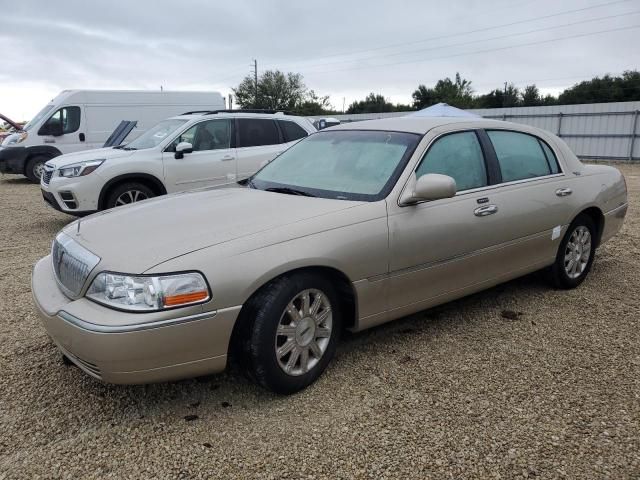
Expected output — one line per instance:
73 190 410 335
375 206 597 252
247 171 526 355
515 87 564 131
277 339 295 359
309 341 322 358
275 288 333 377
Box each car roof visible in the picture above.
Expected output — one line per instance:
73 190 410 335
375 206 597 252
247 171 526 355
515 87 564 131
327 116 516 134
169 111 306 121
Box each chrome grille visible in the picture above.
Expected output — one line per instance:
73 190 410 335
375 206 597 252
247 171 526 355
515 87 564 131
42 165 54 185
52 232 101 298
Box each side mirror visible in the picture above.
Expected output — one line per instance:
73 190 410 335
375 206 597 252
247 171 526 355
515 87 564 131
399 173 457 205
174 142 193 159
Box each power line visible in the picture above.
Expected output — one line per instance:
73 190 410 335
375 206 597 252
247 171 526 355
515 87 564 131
297 10 640 71
306 24 640 75
262 0 633 70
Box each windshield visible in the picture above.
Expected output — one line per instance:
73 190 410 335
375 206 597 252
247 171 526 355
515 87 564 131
124 119 188 150
23 104 56 131
250 130 420 201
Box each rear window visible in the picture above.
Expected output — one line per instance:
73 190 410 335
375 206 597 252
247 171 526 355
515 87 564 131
278 120 308 142
487 130 556 182
237 119 281 147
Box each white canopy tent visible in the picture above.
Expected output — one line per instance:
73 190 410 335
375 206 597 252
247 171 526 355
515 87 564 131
407 103 480 118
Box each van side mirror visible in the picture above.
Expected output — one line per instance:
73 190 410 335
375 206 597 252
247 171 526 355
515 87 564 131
174 142 193 159
38 121 63 137
399 173 457 205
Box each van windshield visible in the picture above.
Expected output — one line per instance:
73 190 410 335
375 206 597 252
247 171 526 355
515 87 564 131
124 119 187 150
23 104 56 131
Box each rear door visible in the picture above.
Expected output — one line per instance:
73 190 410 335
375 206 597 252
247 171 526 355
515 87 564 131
162 118 236 191
234 118 288 179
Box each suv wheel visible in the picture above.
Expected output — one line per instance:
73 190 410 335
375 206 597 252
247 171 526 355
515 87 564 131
105 182 155 210
25 155 49 183
550 214 596 289
237 272 341 394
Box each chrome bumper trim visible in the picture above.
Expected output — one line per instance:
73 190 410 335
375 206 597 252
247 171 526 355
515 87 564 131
57 310 217 333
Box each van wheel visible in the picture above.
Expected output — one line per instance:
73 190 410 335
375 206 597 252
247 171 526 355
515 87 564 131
550 214 596 289
105 182 155 210
25 156 49 183
237 272 341 394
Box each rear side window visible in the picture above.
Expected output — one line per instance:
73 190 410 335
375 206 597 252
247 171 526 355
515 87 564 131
539 140 560 174
278 120 308 142
237 119 280 147
416 131 487 191
487 131 556 182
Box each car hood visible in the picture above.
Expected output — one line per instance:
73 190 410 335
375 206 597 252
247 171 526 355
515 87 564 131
63 186 366 273
45 147 136 169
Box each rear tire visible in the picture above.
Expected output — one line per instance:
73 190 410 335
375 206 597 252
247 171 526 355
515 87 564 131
25 155 49 183
105 182 155 210
550 214 597 289
236 272 342 394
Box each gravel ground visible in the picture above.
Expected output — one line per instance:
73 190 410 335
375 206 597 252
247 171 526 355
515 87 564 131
0 165 639 480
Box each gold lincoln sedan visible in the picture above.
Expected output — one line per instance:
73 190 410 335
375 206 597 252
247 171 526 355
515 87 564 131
32 117 628 393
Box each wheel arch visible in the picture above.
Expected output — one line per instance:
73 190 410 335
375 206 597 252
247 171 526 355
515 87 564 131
228 265 358 357
98 173 167 210
576 206 605 248
23 146 62 174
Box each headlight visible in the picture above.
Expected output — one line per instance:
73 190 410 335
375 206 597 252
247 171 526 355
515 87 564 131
2 132 28 146
86 272 210 311
58 159 104 178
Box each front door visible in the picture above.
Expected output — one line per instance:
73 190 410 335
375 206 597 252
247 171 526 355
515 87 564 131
37 105 87 155
387 129 511 314
162 118 236 192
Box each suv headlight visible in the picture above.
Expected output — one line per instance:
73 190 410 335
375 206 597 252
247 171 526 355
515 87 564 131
86 272 210 312
58 159 104 178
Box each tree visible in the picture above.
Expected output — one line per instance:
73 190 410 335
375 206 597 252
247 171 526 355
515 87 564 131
475 84 520 108
521 85 542 106
558 70 640 104
347 93 395 114
233 70 307 110
412 73 474 109
295 90 334 116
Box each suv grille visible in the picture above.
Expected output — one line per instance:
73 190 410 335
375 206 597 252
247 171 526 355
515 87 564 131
42 165 54 185
52 233 101 298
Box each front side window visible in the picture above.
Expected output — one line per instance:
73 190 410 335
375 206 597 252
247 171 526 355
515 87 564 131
415 131 487 191
279 120 308 142
168 119 231 152
487 130 554 182
237 119 280 147
125 119 187 150
251 130 420 201
38 106 81 136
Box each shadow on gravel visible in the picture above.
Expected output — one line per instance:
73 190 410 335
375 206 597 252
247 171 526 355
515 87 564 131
0 177 33 185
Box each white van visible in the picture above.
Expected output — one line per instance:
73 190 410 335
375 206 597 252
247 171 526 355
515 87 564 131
0 90 224 182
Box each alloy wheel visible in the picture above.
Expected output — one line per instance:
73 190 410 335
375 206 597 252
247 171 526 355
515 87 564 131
274 289 332 376
115 190 148 206
564 226 592 279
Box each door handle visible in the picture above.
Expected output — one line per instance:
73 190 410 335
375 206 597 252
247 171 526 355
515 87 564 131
221 155 234 161
474 205 498 217
556 187 572 197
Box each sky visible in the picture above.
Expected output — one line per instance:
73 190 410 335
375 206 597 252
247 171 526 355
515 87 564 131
1 0 639 121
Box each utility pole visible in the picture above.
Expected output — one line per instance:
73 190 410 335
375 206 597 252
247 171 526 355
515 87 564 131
503 82 507 108
253 59 258 108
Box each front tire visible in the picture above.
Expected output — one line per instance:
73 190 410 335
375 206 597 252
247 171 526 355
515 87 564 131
238 272 342 394
550 214 596 289
25 155 49 183
105 182 155 210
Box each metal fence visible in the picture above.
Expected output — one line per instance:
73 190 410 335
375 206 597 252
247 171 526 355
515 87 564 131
314 101 640 161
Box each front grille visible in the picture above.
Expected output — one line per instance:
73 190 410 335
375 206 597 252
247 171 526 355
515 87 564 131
42 165 54 185
52 232 101 298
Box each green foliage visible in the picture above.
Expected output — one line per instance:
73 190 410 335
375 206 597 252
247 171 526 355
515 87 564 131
558 70 640 104
412 73 474 109
474 84 520 108
233 70 333 114
347 93 395 114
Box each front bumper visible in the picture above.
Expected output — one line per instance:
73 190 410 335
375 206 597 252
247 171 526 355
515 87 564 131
40 173 101 216
0 146 27 174
31 256 241 384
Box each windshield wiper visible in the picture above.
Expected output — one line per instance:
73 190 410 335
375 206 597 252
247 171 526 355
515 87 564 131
265 187 315 197
121 146 137 150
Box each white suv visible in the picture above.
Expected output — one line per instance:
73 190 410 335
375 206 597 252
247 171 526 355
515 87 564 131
40 110 316 215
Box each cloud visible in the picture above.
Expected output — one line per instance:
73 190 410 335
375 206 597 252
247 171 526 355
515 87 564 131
1 0 638 118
